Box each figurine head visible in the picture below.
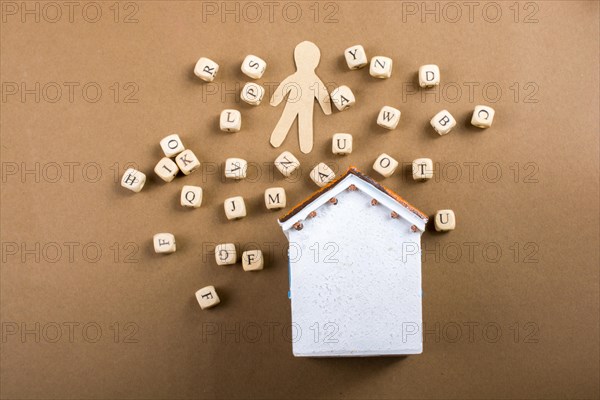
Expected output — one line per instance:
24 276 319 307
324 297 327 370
294 41 321 70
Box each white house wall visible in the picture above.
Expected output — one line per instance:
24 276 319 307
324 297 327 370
286 188 423 357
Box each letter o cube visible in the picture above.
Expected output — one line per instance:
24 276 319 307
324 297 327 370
160 134 185 157
373 153 399 178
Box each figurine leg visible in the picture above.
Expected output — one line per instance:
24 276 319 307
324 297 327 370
298 109 313 154
270 109 298 148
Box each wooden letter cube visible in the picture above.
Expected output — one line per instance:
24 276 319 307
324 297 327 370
471 105 495 128
241 82 264 106
242 250 264 271
215 243 236 265
431 110 456 135
332 133 352 155
241 55 267 79
224 196 247 220
220 109 241 133
153 233 176 254
377 106 401 130
224 158 247 180
419 64 440 87
194 57 219 82
435 210 456 232
265 187 286 210
180 185 203 208
121 168 146 192
160 134 185 157
154 157 179 182
195 286 220 309
310 163 336 187
330 85 356 111
175 149 201 175
412 158 433 181
370 56 392 78
373 153 399 178
274 151 300 177
344 45 368 69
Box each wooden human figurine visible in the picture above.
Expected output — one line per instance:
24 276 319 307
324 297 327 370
270 41 332 154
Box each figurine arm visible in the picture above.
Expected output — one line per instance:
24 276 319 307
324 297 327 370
315 79 332 115
270 75 294 107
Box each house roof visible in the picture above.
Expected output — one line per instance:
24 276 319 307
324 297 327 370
279 166 428 228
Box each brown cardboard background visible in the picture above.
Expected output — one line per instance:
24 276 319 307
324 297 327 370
0 1 598 398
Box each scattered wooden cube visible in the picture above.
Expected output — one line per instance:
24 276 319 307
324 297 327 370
224 158 248 180
224 196 247 220
160 134 185 157
194 57 219 82
215 243 237 265
241 55 267 79
220 109 241 133
195 286 220 309
274 151 300 177
264 187 286 210
153 233 176 254
434 210 456 232
344 45 368 69
121 168 146 193
242 250 264 271
154 157 179 182
332 133 352 155
430 110 456 135
471 105 495 128
412 158 433 181
377 106 401 130
369 56 392 78
175 149 201 175
330 85 356 111
373 153 399 178
310 163 336 187
418 64 440 87
180 185 203 208
241 82 264 105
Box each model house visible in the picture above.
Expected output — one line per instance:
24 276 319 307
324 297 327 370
278 167 428 356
